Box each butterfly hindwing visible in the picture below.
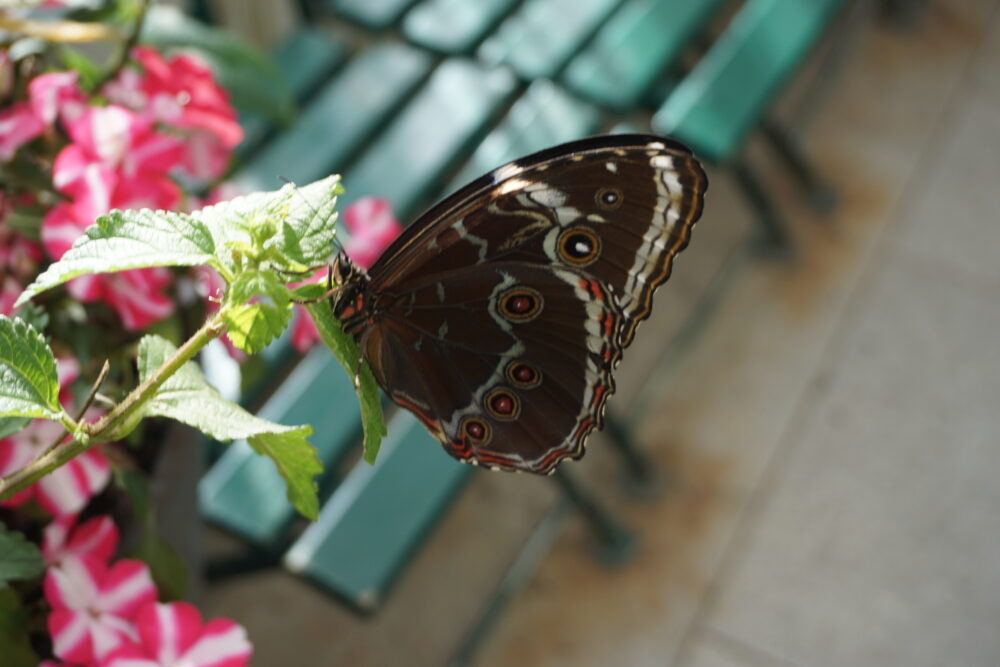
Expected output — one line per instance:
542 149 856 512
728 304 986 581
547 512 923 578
361 262 624 473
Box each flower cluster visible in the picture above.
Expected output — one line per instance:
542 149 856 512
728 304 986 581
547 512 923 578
6 48 241 331
42 515 252 666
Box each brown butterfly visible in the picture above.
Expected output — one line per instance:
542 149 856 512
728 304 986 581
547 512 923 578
332 134 707 474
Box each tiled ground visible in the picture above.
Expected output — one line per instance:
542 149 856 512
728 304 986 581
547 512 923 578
205 1 1000 665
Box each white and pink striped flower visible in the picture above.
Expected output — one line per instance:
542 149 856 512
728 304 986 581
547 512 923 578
342 196 402 270
45 554 157 665
0 420 111 517
0 101 46 161
103 601 252 667
43 514 119 566
29 71 86 126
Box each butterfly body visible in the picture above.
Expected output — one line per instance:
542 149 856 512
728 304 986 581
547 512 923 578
332 134 707 474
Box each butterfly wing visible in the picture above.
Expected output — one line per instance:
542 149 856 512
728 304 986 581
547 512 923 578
357 134 707 473
362 262 624 473
368 134 707 346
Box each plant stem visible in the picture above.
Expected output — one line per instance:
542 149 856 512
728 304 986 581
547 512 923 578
94 0 151 90
0 312 225 502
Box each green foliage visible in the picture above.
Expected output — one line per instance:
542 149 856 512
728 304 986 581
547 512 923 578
141 5 295 124
137 335 321 520
0 588 38 667
223 302 290 354
16 209 217 306
0 316 62 421
0 524 45 588
304 302 386 464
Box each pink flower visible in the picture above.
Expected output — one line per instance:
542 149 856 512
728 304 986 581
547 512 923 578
0 101 46 161
103 601 252 667
0 356 111 516
342 197 402 269
110 47 242 181
55 106 185 195
131 47 242 148
45 554 157 665
29 71 86 126
43 514 119 566
0 420 111 516
1 276 21 315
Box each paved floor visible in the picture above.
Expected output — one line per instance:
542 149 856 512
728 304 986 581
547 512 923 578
205 2 1000 665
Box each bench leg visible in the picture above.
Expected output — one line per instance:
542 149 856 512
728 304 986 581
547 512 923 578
603 413 662 496
552 468 636 564
730 158 790 253
761 120 838 214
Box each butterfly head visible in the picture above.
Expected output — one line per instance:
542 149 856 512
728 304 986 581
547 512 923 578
330 252 371 336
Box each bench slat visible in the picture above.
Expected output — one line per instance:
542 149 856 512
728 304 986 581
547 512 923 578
329 0 420 30
652 0 846 162
403 0 520 54
233 42 433 193
563 0 726 111
448 79 602 188
239 28 348 156
477 0 622 80
284 411 470 610
339 58 518 219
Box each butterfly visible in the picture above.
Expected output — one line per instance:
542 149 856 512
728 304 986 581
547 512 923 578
332 134 707 474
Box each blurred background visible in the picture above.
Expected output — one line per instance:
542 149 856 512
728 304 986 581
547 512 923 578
185 0 1000 665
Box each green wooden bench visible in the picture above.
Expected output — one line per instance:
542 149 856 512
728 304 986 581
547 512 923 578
653 0 846 247
202 0 852 642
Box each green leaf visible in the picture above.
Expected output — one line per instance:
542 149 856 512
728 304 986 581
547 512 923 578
137 335 321 519
57 46 105 90
227 270 290 307
303 302 386 464
141 5 295 124
0 316 61 420
132 535 188 601
15 209 216 308
275 176 343 267
0 525 44 587
0 588 39 667
247 428 321 521
223 302 290 355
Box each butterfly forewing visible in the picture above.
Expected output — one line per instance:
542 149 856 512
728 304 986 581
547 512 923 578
341 134 707 473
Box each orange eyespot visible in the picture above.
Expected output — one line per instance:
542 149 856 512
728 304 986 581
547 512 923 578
498 287 543 322
485 388 520 420
507 361 541 388
595 187 623 210
557 227 601 266
462 417 491 444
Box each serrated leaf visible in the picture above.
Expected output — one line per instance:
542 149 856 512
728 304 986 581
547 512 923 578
247 428 321 521
194 176 340 275
141 5 295 124
0 525 44 587
303 302 386 464
223 302 290 354
276 177 342 266
0 588 38 667
15 209 215 307
227 270 290 307
137 335 321 519
0 316 61 420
